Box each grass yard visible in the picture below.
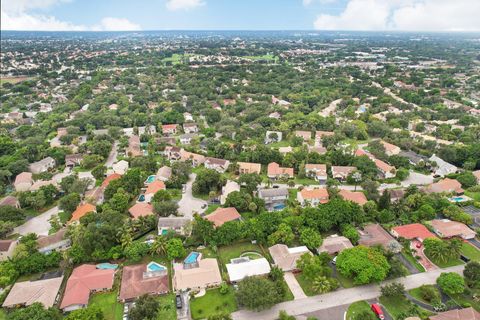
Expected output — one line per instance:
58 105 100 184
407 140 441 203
217 241 265 265
425 250 464 268
346 301 376 320
268 140 291 148
461 243 480 261
380 296 432 319
243 54 278 63
294 178 319 185
0 309 6 320
156 294 177 320
294 273 317 296
448 288 480 311
89 290 124 320
402 251 425 272
190 288 237 320
408 285 439 305
465 191 480 202
337 272 355 288
205 204 220 215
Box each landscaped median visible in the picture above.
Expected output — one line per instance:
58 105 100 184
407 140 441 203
346 301 376 320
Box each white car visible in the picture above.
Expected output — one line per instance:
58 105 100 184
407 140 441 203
332 256 337 265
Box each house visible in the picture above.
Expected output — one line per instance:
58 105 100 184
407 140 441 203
37 228 71 254
69 203 96 224
265 131 283 144
156 166 172 181
29 157 56 174
375 159 396 179
267 162 294 179
388 189 406 202
60 264 115 311
338 190 368 206
237 162 261 175
226 257 271 282
183 123 198 134
271 95 291 106
318 235 353 255
258 188 289 211
172 257 222 291
180 134 195 145
183 112 193 121
315 131 334 145
220 180 240 205
381 141 401 156
305 164 327 183
278 146 293 155
129 203 154 219
162 124 178 135
331 166 356 181
473 170 480 184
3 275 64 308
156 136 176 146
164 146 182 161
65 154 84 167
30 179 57 192
101 173 122 189
391 223 436 242
308 145 327 155
158 216 191 236
429 219 476 240
0 195 20 208
429 307 480 320
180 150 206 167
144 181 166 203
425 178 463 194
205 157 230 173
119 262 169 302
429 154 458 177
358 224 401 253
399 150 428 166
269 112 281 119
0 240 17 261
126 135 142 157
205 207 241 227
295 130 312 141
268 244 312 272
112 160 129 175
297 188 329 206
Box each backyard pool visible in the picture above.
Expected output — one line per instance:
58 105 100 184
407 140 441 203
147 261 167 272
137 194 145 202
273 203 286 211
448 195 472 203
145 175 156 184
96 263 118 270
184 252 200 264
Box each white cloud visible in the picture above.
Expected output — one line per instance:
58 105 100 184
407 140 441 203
313 0 480 31
1 0 141 31
166 0 205 11
303 0 337 5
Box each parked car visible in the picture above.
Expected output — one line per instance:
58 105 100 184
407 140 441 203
176 294 183 309
332 256 337 265
371 303 385 320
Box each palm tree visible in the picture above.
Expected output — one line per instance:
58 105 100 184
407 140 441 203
118 225 133 248
312 276 331 294
447 239 462 259
150 235 168 256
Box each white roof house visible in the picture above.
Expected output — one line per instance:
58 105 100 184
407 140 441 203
429 154 457 177
220 180 240 205
112 160 129 175
226 257 271 282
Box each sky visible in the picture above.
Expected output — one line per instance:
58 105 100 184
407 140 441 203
1 0 480 32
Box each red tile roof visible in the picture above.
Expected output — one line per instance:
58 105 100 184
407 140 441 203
300 188 329 203
339 190 368 205
205 207 241 227
69 203 96 223
128 203 154 219
60 264 115 309
267 162 294 178
119 263 169 301
145 180 166 195
392 223 436 241
101 173 122 188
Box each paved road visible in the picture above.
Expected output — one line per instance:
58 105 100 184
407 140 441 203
395 253 420 274
319 98 342 117
105 141 119 168
231 265 465 320
12 206 59 236
260 183 363 191
177 173 207 219
283 272 307 299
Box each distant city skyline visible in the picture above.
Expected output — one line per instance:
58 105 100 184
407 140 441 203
1 0 480 32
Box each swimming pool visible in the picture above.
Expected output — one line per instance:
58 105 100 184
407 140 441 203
96 263 118 270
138 194 145 202
160 229 169 235
184 252 200 264
145 175 156 184
273 203 286 211
147 261 167 272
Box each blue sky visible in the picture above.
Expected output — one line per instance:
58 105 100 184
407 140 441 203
2 0 480 31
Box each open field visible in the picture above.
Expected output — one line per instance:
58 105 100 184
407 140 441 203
0 76 34 84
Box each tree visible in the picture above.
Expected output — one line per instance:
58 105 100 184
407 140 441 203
108 188 130 213
353 310 376 320
192 214 215 245
299 228 322 251
312 276 337 294
336 246 390 284
65 306 104 320
278 311 296 320
268 223 295 246
464 261 480 289
166 238 186 260
150 235 168 256
59 192 81 214
341 224 360 245
236 277 282 311
192 169 224 195
153 201 178 217
437 272 465 295
7 302 62 320
380 282 405 298
123 241 149 262
238 173 262 194
225 191 253 212
128 294 160 320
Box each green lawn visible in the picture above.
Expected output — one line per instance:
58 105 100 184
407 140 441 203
205 204 220 215
408 285 439 305
465 191 480 202
402 251 425 272
243 54 278 63
190 288 237 320
380 296 432 319
337 272 355 288
461 243 480 261
425 250 464 268
0 309 6 320
217 241 265 265
268 140 291 148
294 273 317 296
89 290 124 320
294 178 319 185
346 301 376 320
449 290 480 311
156 294 177 320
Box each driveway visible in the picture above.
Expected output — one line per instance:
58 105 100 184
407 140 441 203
176 292 190 320
411 240 436 271
12 206 59 236
105 141 119 168
284 272 307 299
231 265 465 320
401 171 433 187
177 173 207 219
